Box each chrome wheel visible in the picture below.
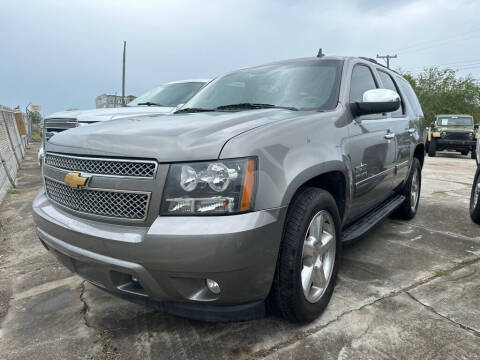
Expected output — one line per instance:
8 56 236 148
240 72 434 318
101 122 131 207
301 210 336 303
410 168 420 212
473 177 480 209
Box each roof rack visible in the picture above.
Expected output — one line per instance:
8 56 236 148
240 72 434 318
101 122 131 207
359 57 378 64
358 56 400 75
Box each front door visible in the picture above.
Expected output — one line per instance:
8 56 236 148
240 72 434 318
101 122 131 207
347 64 397 219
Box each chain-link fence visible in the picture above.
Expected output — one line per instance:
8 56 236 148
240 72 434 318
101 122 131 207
0 105 33 204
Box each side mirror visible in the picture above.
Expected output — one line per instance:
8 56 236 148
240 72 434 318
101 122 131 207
474 124 479 130
175 103 185 110
430 123 435 130
352 89 400 116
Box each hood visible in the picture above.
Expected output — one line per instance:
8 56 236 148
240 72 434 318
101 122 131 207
46 106 175 123
46 109 303 161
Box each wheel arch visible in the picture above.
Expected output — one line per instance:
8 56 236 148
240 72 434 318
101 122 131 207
282 162 350 221
414 143 425 168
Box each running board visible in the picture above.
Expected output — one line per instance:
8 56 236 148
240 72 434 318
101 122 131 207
342 195 406 244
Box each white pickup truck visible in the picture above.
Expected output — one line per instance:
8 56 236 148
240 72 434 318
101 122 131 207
39 79 209 162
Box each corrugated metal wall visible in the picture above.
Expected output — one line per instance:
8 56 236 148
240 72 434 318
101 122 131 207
0 105 32 204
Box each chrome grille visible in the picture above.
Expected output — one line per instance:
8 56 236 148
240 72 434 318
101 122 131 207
45 153 157 178
45 177 150 220
44 118 78 131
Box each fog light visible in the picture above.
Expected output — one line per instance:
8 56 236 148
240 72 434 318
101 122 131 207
206 278 221 294
131 275 139 283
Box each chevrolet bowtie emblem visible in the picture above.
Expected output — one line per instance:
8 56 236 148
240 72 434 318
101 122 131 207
64 172 90 189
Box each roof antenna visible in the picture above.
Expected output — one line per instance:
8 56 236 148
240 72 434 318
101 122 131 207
317 48 324 58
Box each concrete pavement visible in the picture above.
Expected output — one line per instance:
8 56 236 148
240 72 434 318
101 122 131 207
0 144 479 360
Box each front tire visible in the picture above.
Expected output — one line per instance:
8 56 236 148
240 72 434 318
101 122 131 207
471 149 476 160
269 187 341 323
428 139 437 157
392 158 421 220
470 168 480 224
461 150 469 156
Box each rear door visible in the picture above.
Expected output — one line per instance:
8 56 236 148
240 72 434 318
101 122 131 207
375 69 411 188
347 63 397 218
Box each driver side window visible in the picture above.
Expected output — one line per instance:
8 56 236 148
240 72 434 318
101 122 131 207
349 65 377 103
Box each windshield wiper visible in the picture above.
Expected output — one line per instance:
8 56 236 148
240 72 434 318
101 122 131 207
175 107 216 114
215 103 298 111
137 102 165 106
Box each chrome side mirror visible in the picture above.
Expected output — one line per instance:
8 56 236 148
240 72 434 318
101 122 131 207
175 103 185 110
352 89 400 116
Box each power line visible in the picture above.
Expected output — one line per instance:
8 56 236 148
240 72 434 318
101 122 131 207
398 34 480 55
376 54 397 69
394 25 480 54
404 59 480 71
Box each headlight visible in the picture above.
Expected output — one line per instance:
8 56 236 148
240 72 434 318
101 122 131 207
161 158 257 215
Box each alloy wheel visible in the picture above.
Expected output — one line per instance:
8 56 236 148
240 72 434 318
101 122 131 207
301 210 336 303
410 168 420 212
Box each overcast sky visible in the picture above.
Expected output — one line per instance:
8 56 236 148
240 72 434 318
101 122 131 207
1 0 480 115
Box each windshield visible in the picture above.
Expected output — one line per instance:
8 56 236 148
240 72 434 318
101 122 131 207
128 82 206 107
437 116 473 126
183 60 341 111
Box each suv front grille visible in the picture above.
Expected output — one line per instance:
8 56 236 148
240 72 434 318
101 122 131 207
444 132 471 141
44 177 150 220
45 153 157 178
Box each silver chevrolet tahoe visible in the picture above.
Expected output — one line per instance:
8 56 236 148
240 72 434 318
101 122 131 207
33 56 425 323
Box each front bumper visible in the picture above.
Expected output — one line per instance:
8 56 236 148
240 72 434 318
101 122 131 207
33 189 287 317
436 138 476 147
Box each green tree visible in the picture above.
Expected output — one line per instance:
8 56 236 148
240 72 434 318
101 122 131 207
401 67 480 126
28 111 41 125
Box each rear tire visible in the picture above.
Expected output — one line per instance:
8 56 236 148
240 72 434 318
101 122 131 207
392 158 421 220
471 150 476 160
428 139 437 157
470 168 480 224
268 187 341 323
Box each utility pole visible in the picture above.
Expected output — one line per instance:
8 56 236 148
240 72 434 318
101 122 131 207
376 54 397 69
122 41 126 106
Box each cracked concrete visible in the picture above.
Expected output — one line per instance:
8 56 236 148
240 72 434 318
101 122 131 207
1 145 479 360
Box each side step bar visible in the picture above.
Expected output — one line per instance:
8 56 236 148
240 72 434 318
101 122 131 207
342 195 406 244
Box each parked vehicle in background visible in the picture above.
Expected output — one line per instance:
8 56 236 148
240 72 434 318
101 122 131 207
38 79 210 162
426 114 478 158
470 129 480 224
33 56 425 323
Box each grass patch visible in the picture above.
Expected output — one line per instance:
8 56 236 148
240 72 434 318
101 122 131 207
31 128 41 142
7 189 21 195
434 269 450 277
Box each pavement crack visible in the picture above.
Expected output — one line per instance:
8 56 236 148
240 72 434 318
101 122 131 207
405 292 480 338
389 220 480 242
248 255 480 359
80 280 91 329
79 281 120 360
422 177 473 187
